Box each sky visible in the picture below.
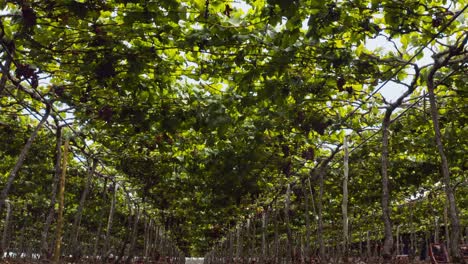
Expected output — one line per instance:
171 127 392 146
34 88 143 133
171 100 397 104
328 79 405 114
366 37 433 101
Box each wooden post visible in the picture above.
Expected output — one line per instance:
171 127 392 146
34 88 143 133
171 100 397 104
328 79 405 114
144 217 151 259
410 204 415 256
318 170 325 259
154 225 160 254
262 211 267 262
285 183 293 261
148 218 154 259
307 178 318 259
93 177 108 259
444 199 450 259
367 231 371 258
359 230 362 256
1 200 11 255
228 231 234 263
18 209 26 259
246 218 251 262
71 159 97 256
160 226 165 256
342 136 349 260
396 224 400 255
126 207 140 263
274 209 279 264
103 182 118 257
41 125 62 257
251 217 256 259
300 233 305 263
52 137 69 264
303 182 311 260
236 224 242 263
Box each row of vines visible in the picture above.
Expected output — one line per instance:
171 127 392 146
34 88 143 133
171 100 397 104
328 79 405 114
0 0 467 262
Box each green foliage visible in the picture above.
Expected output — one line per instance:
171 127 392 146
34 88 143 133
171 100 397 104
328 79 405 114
0 0 466 256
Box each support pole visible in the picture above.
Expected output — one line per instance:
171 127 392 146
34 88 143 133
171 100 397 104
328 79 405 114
52 137 69 264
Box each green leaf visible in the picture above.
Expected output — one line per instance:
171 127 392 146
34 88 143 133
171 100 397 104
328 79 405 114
401 34 409 49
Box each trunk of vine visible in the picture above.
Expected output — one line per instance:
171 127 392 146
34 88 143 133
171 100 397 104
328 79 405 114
143 217 148 258
303 181 311 259
146 218 154 260
103 182 118 258
273 210 278 264
126 208 140 264
52 137 70 264
285 183 293 262
152 225 160 260
317 170 325 260
381 110 394 262
307 178 318 258
151 221 156 258
261 210 267 262
18 209 26 259
236 225 241 261
71 159 97 257
410 204 415 255
0 105 50 213
380 64 419 262
245 218 251 262
41 125 62 258
93 177 108 258
444 200 450 256
367 231 371 258
396 225 400 255
227 231 233 263
118 201 133 264
1 200 11 256
427 79 462 263
161 228 167 257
